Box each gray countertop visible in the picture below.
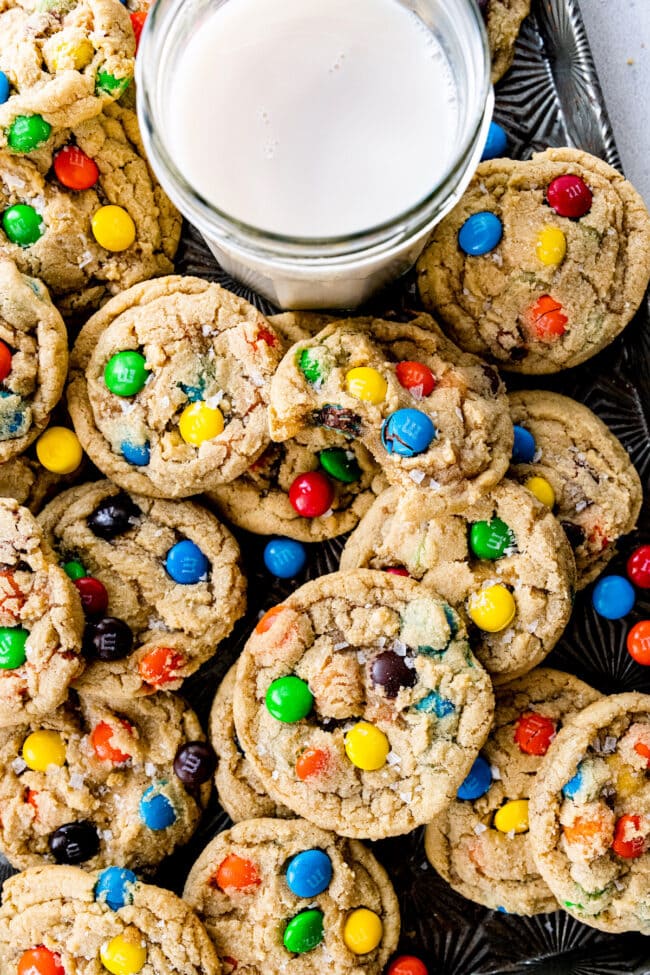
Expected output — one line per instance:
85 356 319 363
579 0 650 203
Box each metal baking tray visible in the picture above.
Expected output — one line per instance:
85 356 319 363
3 0 650 972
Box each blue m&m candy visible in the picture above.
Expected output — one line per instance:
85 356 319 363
457 755 492 800
381 409 436 457
562 766 583 799
286 849 333 898
121 440 150 466
264 538 307 579
95 866 138 910
512 426 536 464
165 539 208 584
0 72 9 106
139 785 177 830
592 575 635 620
458 212 503 256
481 121 508 161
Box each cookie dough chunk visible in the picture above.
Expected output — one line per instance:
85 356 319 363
529 693 650 934
0 865 221 974
68 276 284 497
0 498 84 725
233 570 495 839
425 669 601 915
184 818 400 975
210 666 291 822
269 316 512 510
38 480 246 698
481 0 530 83
341 480 576 683
508 390 642 588
0 690 213 871
417 148 650 373
0 261 67 461
0 104 181 314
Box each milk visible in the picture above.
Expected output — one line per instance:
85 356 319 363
166 0 459 238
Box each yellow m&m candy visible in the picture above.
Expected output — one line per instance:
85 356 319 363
92 205 136 252
22 730 66 771
36 426 83 474
345 367 387 405
100 933 147 975
468 584 516 633
343 908 383 954
344 721 389 771
494 799 529 834
51 37 94 71
178 402 224 445
536 226 567 266
525 475 555 509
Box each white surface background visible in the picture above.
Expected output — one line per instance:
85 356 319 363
579 0 650 204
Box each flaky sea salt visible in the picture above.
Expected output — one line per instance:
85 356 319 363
334 641 349 651
393 639 407 656
356 650 367 664
386 750 401 767
473 822 488 835
506 830 515 840
144 762 156 777
205 391 224 409
11 758 26 775
575 500 588 512
69 772 85 790
409 470 426 484
490 765 502 780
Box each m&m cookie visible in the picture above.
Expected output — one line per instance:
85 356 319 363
183 818 400 975
508 390 642 587
425 669 600 915
479 0 531 82
341 480 576 683
0 498 84 725
38 480 246 698
417 148 650 373
233 569 494 839
0 690 213 871
268 316 512 510
0 865 220 974
529 693 650 933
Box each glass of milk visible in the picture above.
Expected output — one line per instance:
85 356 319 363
137 0 492 309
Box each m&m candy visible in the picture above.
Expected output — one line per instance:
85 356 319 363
139 784 177 830
138 646 184 686
481 121 508 161
63 559 86 580
0 339 11 382
457 755 492 800
265 676 313 723
165 539 209 584
22 730 66 771
627 621 650 665
546 174 592 219
388 956 429 975
50 37 94 71
469 518 513 560
525 295 568 341
295 747 329 780
95 866 138 910
467 585 516 633
627 545 650 588
0 626 28 669
100 933 147 975
298 347 331 385
214 853 260 890
104 350 149 396
7 114 51 152
83 616 134 661
512 425 536 463
385 567 409 577
178 402 224 445
370 650 417 698
49 820 100 863
494 799 529 834
381 409 436 457
345 366 387 404
524 475 555 509
611 814 646 859
36 427 83 474
74 576 109 615
121 440 150 466
0 71 9 105
592 575 635 620
91 720 132 764
255 605 286 634
458 212 503 256
88 493 139 539
54 146 99 190
344 721 389 771
536 226 567 266
395 361 435 397
514 713 556 756
283 909 324 953
285 849 333 898
130 10 147 49
17 947 65 975
264 538 307 579
562 767 583 799
343 908 383 954
2 204 44 246
289 471 334 517
319 447 361 483
95 71 131 97
92 204 136 251
173 741 216 786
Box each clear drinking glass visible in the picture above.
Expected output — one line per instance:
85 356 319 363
137 0 492 309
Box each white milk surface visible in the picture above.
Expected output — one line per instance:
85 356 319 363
167 0 459 238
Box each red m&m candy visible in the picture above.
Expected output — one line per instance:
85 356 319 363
627 621 650 665
627 545 650 588
525 295 568 340
388 957 429 975
288 471 334 518
74 576 108 615
384 567 409 577
395 361 435 397
514 712 556 756
611 814 647 859
546 174 593 219
0 340 11 382
53 146 99 191
18 947 65 975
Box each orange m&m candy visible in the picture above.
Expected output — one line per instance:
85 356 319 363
53 146 99 191
213 853 260 890
388 957 429 975
91 719 133 764
138 647 185 687
255 605 286 634
296 747 329 781
18 947 65 975
525 295 568 341
130 11 147 51
627 621 650 665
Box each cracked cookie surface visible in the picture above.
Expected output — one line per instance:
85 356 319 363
417 148 650 373
482 0 530 82
233 569 494 839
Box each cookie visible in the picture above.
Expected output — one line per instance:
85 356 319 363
0 498 84 726
210 665 291 822
0 455 63 511
417 148 650 373
508 390 642 588
529 692 650 934
0 103 181 315
425 668 601 915
480 0 531 83
0 864 221 974
0 689 213 871
340 480 576 683
0 260 68 461
68 276 284 497
233 569 495 839
183 817 400 975
0 0 135 154
38 480 246 697
268 316 512 510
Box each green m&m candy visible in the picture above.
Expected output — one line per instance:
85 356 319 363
298 347 332 386
283 909 324 953
0 627 28 669
7 114 52 152
265 675 313 723
469 518 514 561
95 71 131 97
63 560 86 580
319 447 361 483
2 204 44 246
104 350 150 397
